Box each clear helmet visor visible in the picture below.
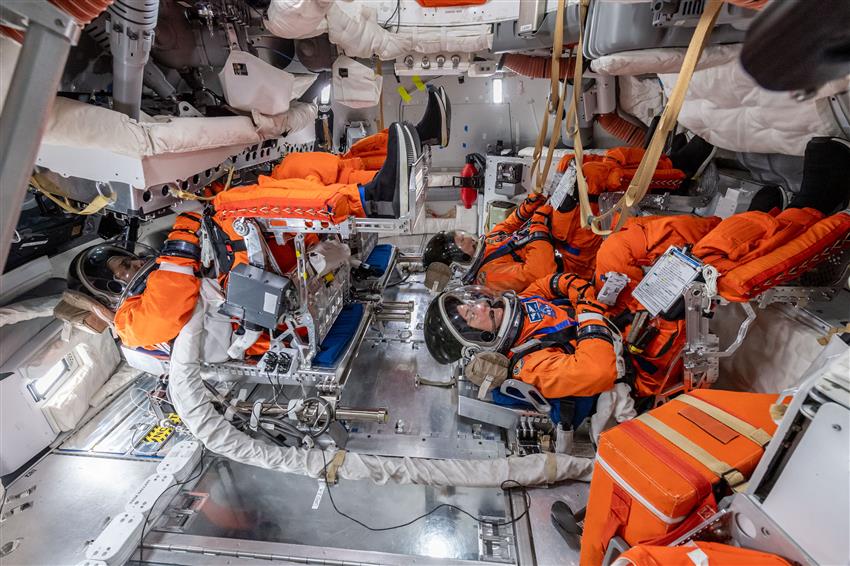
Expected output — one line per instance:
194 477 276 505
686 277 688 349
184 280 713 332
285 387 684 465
74 241 157 310
439 285 508 350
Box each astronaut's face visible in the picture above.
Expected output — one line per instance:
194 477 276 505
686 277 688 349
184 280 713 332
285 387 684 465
453 231 477 256
107 255 146 283
456 300 504 332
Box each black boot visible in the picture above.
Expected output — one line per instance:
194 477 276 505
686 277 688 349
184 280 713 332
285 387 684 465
669 134 715 178
748 185 786 213
362 123 417 218
789 137 850 215
415 85 450 148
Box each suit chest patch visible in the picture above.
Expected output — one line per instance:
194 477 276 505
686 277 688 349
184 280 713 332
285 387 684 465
524 300 555 322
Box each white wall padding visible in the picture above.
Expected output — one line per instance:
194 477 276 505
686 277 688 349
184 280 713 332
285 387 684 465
41 334 121 431
658 48 850 156
168 298 595 487
713 305 827 394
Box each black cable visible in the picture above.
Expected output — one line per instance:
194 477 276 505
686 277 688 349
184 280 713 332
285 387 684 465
318 449 531 532
137 446 207 562
382 0 401 30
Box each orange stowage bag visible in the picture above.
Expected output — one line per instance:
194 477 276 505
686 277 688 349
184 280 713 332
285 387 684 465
213 179 356 223
580 389 778 566
612 542 792 566
717 211 850 301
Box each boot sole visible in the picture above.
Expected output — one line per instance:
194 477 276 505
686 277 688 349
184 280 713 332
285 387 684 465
395 123 413 218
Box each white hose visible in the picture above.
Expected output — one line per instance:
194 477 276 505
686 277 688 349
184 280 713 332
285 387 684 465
169 293 594 487
0 295 61 327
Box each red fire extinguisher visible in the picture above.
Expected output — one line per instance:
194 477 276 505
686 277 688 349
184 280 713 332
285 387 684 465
454 153 484 209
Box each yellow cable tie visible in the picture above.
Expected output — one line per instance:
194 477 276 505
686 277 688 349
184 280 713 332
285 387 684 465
397 85 412 103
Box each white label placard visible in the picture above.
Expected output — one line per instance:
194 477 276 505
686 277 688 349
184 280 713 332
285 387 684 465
632 247 702 316
263 292 277 314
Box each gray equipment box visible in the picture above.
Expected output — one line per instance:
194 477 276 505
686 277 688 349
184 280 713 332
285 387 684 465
225 263 294 329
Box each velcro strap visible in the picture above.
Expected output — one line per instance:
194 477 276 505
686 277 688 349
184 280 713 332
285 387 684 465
158 262 196 276
637 413 748 492
677 395 773 447
161 239 201 260
577 312 604 324
576 325 613 344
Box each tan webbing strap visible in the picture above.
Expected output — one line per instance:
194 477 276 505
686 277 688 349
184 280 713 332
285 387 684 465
576 0 724 235
565 0 592 225
545 452 559 484
677 395 773 447
529 0 567 194
325 450 347 484
31 175 115 216
638 413 748 492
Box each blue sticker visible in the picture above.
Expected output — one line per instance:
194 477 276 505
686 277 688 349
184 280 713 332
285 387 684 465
512 358 524 376
539 303 556 318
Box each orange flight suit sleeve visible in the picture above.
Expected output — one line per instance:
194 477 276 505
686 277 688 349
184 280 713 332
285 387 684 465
516 338 617 398
113 213 202 348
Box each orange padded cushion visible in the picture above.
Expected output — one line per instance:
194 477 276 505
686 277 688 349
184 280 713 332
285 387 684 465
716 211 850 301
693 208 824 275
214 179 353 223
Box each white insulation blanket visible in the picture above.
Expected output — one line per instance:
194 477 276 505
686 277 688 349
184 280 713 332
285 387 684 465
168 293 595 487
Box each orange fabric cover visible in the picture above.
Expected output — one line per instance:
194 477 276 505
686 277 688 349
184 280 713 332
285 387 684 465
697 211 850 301
343 130 388 171
214 177 365 222
557 147 686 195
271 152 378 185
580 390 778 566
594 215 721 314
615 542 791 566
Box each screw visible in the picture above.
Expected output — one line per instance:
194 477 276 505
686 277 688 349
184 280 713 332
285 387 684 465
833 424 842 432
760 527 770 536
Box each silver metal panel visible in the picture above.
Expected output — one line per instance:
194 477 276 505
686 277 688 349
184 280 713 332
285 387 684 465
151 458 511 564
0 453 156 565
761 402 850 565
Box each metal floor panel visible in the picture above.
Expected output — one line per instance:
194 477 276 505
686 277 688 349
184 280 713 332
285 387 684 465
1 245 590 565
0 453 157 565
148 457 514 564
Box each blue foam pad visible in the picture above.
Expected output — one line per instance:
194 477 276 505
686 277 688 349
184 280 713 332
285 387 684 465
491 389 597 428
313 303 365 367
365 244 394 275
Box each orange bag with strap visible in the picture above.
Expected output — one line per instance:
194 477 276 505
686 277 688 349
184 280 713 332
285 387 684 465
580 389 778 566
612 542 792 566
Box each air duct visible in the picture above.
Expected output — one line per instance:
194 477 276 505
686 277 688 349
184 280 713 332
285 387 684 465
107 0 159 119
